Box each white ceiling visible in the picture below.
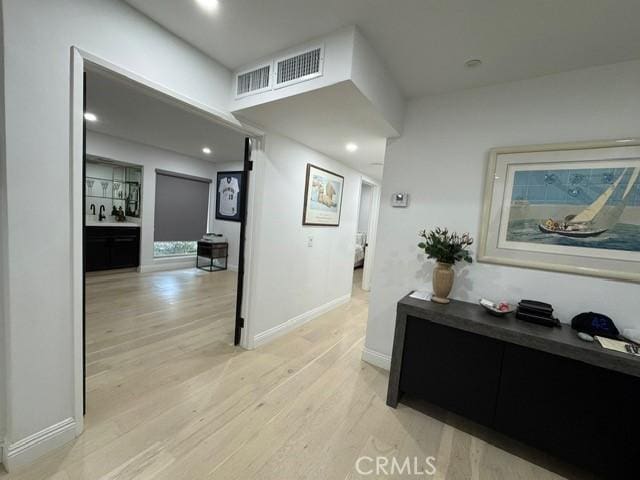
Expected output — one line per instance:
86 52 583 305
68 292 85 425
85 69 246 163
125 0 640 99
235 81 391 179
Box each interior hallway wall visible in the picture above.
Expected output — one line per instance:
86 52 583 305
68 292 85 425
365 59 640 367
247 133 363 345
1 0 233 464
357 183 373 233
0 0 8 452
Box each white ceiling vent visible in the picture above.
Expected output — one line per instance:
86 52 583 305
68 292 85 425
235 63 272 98
275 45 324 89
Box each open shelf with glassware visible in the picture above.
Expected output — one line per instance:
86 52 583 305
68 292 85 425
84 161 142 219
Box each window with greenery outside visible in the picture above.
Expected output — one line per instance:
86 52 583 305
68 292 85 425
153 241 197 257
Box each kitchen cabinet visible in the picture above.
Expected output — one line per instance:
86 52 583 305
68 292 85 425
85 226 140 271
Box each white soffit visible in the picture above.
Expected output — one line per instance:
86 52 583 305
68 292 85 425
234 81 389 180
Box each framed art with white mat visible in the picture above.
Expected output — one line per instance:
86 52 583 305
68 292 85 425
478 139 640 282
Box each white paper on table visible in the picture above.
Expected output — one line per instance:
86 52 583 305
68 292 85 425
595 336 640 356
409 291 431 301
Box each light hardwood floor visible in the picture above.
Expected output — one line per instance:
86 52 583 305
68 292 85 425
1 268 591 479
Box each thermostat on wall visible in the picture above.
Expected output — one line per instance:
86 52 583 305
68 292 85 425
391 193 409 207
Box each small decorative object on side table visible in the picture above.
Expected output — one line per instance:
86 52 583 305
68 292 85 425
418 227 473 304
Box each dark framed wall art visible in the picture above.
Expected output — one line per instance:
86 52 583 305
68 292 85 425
216 171 244 222
302 163 345 226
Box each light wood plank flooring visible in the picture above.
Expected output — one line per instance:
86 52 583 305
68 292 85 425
1 268 591 479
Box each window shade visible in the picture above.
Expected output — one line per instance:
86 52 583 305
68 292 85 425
154 170 211 242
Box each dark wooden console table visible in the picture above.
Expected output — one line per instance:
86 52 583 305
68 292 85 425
387 294 640 478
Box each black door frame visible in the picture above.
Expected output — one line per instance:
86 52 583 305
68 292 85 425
234 137 252 345
82 71 87 414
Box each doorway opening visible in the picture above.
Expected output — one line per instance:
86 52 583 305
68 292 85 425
354 179 379 293
77 59 256 422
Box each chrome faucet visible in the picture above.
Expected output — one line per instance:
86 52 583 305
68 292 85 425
90 204 95 215
99 205 106 221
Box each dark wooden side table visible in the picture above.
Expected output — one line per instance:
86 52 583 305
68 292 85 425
196 241 228 272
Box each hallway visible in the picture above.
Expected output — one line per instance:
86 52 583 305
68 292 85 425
2 269 585 479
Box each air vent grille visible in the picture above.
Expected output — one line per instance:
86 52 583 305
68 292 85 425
276 47 323 87
236 65 271 97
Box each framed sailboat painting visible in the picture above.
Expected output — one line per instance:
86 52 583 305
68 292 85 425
478 139 640 282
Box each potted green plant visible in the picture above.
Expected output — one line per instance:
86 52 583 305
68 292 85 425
418 228 473 304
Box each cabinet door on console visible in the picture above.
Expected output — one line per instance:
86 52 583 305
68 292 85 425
495 344 635 477
399 317 504 426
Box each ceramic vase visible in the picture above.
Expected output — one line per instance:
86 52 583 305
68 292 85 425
432 262 454 304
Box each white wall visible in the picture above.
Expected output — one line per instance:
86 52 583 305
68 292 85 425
1 0 233 465
357 183 373 234
87 132 243 270
350 28 405 136
247 133 362 345
366 59 640 364
0 0 7 454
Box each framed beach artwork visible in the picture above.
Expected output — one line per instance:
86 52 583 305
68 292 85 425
478 139 640 282
303 164 344 226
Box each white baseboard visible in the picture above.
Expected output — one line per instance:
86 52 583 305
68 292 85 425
361 347 391 370
253 294 351 348
3 417 76 472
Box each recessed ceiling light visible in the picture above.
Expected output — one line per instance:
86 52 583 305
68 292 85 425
616 139 635 143
345 142 359 152
84 112 98 122
202 147 212 154
464 59 482 68
195 0 219 12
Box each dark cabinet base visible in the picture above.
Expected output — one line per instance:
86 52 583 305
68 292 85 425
400 317 503 427
85 226 140 272
495 344 638 478
388 296 640 479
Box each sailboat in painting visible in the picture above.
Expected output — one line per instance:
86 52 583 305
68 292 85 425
539 167 640 238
